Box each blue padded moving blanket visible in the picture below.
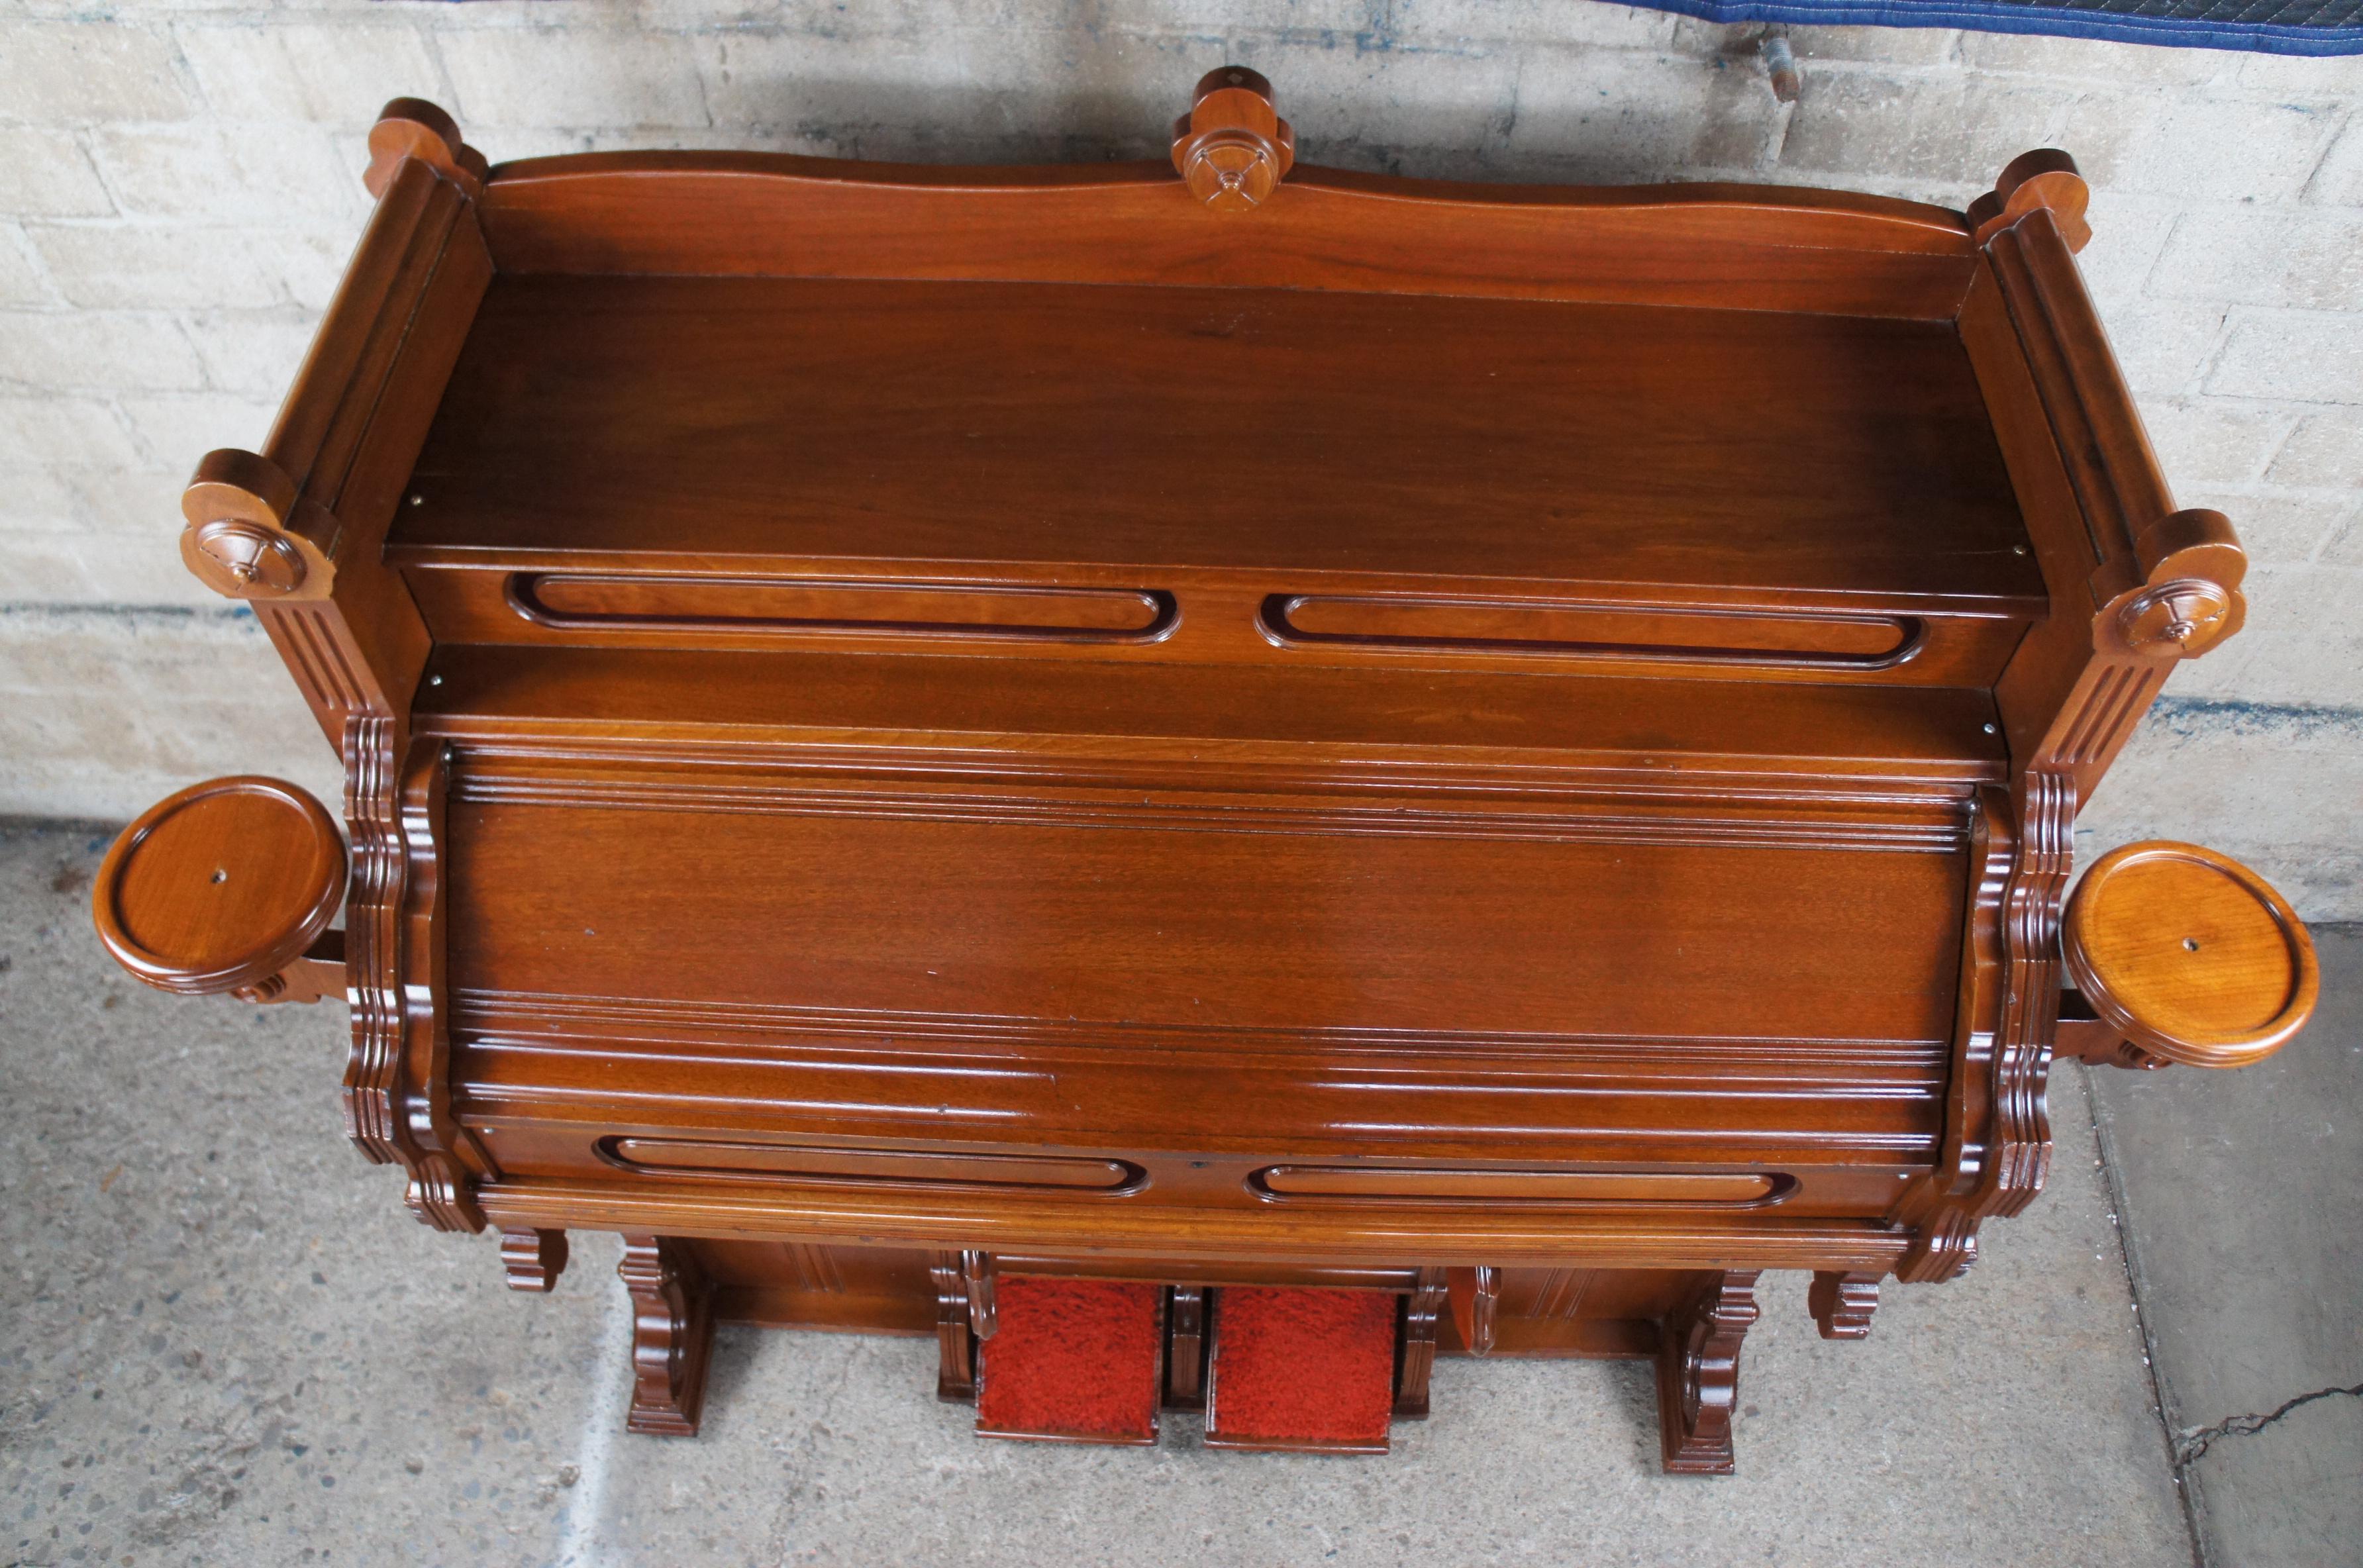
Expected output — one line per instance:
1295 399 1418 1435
1637 0 2362 54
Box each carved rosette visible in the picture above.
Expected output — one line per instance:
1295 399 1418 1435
1171 66 1295 210
2097 507 2248 661
180 449 340 601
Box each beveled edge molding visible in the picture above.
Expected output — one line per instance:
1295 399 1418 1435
476 1176 1915 1272
1248 1167 1795 1209
592 1136 1151 1197
506 573 1180 646
1260 592 1926 670
446 765 1968 854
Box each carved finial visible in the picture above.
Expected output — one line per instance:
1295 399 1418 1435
1171 66 1294 211
180 448 337 600
365 97 487 201
1968 149 2090 252
2102 507 2247 656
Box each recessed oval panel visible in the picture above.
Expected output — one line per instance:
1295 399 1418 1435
599 1138 1144 1193
1264 594 1917 667
513 574 1176 642
1251 1166 1788 1206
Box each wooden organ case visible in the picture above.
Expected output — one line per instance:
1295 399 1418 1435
94 74 2321 1469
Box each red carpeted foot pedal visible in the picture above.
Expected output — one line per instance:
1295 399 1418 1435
974 1277 1164 1444
1204 1287 1397 1453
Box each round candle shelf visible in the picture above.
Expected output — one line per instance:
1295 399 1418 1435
93 776 346 998
2062 840 2317 1070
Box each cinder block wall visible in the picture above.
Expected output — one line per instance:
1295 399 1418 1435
3 2 2358 913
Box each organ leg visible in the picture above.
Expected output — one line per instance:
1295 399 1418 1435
499 1227 568 1293
620 1235 714 1437
1656 1269 1761 1475
1809 1270 1881 1340
1394 1266 1448 1418
1165 1285 1208 1410
930 1250 976 1401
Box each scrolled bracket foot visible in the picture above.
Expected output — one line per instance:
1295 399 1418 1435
1656 1269 1760 1475
620 1235 713 1438
1809 1271 1880 1340
500 1228 569 1293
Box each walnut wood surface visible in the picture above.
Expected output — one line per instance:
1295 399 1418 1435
85 71 2302 1473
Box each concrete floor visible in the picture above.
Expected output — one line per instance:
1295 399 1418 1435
2 819 2353 1568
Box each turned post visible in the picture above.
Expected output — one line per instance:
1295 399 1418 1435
1968 148 2091 253
1171 66 1295 210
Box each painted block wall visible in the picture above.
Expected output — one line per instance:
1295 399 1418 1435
1 1 2358 914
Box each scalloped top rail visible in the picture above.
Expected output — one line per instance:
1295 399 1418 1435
476 155 1984 320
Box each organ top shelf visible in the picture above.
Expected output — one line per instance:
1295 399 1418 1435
385 273 2044 611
